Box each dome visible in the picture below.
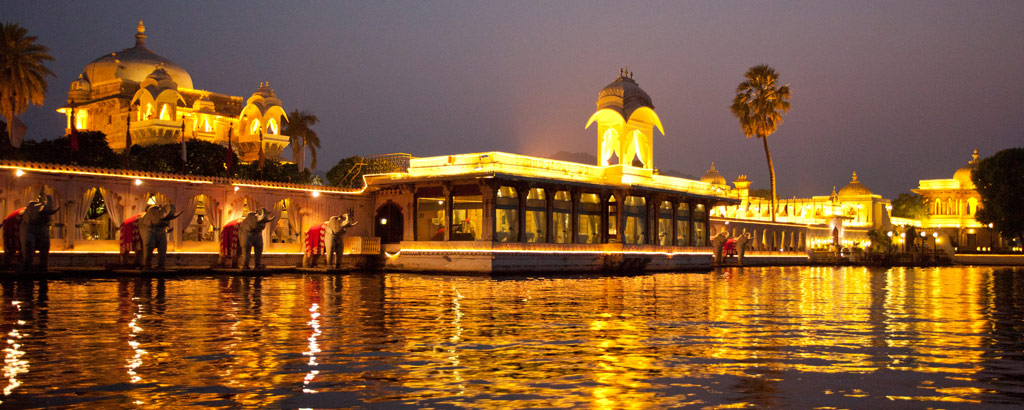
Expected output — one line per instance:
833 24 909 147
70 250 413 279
597 69 654 120
142 67 178 90
700 163 727 186
68 72 91 101
82 21 193 89
953 149 979 189
838 172 873 196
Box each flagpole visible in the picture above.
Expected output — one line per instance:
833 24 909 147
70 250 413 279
258 126 265 180
181 120 187 175
226 125 233 178
124 112 132 169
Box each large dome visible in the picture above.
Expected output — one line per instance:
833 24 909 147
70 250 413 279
838 172 873 196
597 70 654 119
953 149 979 189
82 21 193 89
700 163 727 186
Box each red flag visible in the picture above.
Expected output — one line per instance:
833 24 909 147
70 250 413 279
69 106 80 152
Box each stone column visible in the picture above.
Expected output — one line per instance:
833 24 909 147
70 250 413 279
671 199 678 247
516 182 528 242
544 187 555 243
478 180 497 242
614 191 626 244
442 183 452 242
570 188 581 244
599 191 610 244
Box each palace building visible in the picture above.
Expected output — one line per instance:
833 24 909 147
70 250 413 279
57 21 290 162
914 149 1008 251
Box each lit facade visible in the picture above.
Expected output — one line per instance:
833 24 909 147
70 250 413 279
57 21 290 161
913 149 1007 251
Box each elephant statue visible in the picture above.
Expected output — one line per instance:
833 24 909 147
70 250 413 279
119 213 144 267
138 204 182 269
303 212 358 268
2 207 26 269
220 208 275 269
711 230 729 265
9 194 60 272
735 232 753 265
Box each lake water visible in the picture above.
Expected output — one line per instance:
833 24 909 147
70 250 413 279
1 266 1023 409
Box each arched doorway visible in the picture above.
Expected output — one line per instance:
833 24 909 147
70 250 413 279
375 201 403 244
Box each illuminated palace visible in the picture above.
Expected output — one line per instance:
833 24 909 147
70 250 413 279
58 21 290 161
362 72 791 272
701 165 893 250
914 149 1008 252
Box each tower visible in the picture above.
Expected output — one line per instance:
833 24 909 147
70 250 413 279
585 69 664 168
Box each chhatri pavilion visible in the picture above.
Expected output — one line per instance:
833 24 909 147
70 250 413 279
58 21 290 162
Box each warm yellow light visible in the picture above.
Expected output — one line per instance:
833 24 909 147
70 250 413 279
380 218 388 225
134 178 142 186
233 186 240 192
311 190 320 198
268 118 278 134
159 104 170 121
988 223 994 228
250 119 260 135
933 232 938 238
968 229 975 234
15 169 24 177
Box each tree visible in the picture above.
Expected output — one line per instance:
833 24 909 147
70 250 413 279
972 148 1024 246
1 23 55 145
749 188 773 200
326 156 399 189
730 65 791 222
4 130 120 168
283 109 320 172
891 192 928 220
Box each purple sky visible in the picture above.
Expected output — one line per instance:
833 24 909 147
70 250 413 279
7 1 1024 198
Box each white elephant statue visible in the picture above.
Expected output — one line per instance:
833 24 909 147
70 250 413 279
735 232 753 265
711 230 729 265
303 213 357 268
3 194 60 271
236 208 276 269
138 204 182 269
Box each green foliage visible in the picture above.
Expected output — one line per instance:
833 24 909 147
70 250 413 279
867 228 893 255
326 156 400 188
126 139 238 177
972 148 1024 243
234 159 312 184
1 130 121 168
1 23 55 126
891 192 928 220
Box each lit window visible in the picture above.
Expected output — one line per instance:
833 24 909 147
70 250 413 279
250 119 261 135
76 109 88 129
204 116 212 132
267 118 278 134
145 103 153 120
601 128 619 165
159 104 170 120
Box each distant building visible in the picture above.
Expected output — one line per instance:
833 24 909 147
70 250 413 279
914 149 1007 251
58 21 289 162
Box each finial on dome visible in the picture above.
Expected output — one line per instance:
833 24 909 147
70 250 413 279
134 20 147 48
972 148 979 163
851 171 858 181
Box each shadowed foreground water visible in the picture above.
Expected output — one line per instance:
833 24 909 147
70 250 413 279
1 266 1023 409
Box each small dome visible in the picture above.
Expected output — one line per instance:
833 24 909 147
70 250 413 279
700 163 727 186
82 20 193 89
68 72 91 101
597 70 654 120
143 66 178 90
953 149 979 189
838 172 873 196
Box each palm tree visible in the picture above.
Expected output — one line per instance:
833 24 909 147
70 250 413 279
283 109 320 172
730 65 791 222
1 22 55 145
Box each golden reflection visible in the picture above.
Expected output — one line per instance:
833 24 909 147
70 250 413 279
302 302 321 393
2 302 28 404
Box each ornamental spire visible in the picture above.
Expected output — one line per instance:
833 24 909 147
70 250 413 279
135 20 148 48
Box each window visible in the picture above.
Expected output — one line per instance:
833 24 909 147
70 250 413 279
525 188 546 243
267 118 278 134
607 195 618 243
82 189 115 240
184 195 216 242
623 196 646 244
272 199 299 244
416 191 446 241
159 104 170 120
75 109 88 129
675 203 690 246
250 119 261 135
452 192 483 241
495 186 518 243
693 203 707 246
552 191 571 243
657 201 673 246
577 193 601 244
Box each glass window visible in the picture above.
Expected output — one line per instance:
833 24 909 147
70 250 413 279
623 196 646 244
416 195 446 241
607 195 618 243
675 202 690 246
693 203 707 246
495 186 518 243
657 201 673 246
82 189 115 240
577 193 601 244
453 194 483 241
552 191 571 243
525 188 546 243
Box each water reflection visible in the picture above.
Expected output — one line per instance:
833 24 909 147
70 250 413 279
0 267 1020 408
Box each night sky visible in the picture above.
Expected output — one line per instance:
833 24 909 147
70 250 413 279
6 1 1023 198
